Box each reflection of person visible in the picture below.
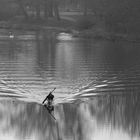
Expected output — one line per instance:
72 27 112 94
44 92 54 113
44 103 54 114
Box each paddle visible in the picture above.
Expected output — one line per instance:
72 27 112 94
48 112 56 121
42 87 56 104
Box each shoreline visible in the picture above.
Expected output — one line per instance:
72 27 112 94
0 17 140 43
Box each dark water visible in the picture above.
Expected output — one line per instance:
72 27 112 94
0 29 140 140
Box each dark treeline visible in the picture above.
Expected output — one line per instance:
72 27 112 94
0 0 60 20
80 0 140 34
0 0 140 34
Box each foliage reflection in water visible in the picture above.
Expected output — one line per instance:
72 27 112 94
0 93 140 140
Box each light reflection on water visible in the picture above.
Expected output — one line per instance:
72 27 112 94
0 29 140 139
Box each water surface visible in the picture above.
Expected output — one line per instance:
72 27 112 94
0 29 140 140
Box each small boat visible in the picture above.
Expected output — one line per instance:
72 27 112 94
42 88 56 120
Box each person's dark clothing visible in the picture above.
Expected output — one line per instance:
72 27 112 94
42 92 54 104
47 93 54 101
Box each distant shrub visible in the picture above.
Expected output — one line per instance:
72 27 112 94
75 16 95 30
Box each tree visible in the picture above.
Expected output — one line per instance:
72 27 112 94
44 0 60 20
83 0 87 16
16 0 28 19
53 0 60 20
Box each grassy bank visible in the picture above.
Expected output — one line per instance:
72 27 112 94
0 16 75 31
0 13 140 42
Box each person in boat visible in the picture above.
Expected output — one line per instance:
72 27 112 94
44 92 54 113
42 88 55 113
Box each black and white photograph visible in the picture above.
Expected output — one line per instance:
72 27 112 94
0 0 140 140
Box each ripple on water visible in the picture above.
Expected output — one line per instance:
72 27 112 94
0 66 140 105
0 32 140 106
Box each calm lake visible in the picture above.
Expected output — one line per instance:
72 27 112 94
0 29 140 140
